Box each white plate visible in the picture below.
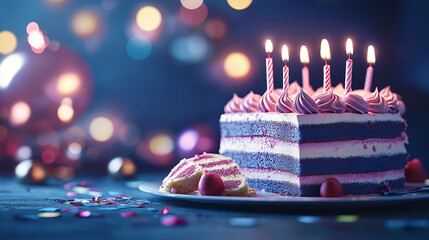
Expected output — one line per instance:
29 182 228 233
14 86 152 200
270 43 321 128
139 181 429 208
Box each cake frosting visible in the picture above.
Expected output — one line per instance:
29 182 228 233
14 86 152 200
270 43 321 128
380 86 400 113
258 91 279 112
292 89 319 114
275 91 294 113
224 93 242 113
364 88 389 113
313 91 346 113
240 91 261 113
343 93 370 114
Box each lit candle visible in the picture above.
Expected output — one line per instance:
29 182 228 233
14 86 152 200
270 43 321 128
344 38 353 95
282 45 289 94
300 45 310 92
364 45 376 92
265 40 274 93
320 39 331 92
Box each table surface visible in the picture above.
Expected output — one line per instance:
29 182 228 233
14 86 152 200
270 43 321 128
1 174 429 240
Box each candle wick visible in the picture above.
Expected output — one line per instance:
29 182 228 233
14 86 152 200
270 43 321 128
268 53 271 58
348 54 351 60
324 59 327 65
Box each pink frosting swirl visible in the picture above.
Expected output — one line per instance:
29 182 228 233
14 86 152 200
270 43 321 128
224 93 242 113
343 93 370 114
239 91 261 113
288 81 302 96
363 88 389 113
313 91 346 113
292 89 319 114
275 91 294 113
380 86 399 113
258 91 280 112
397 100 406 115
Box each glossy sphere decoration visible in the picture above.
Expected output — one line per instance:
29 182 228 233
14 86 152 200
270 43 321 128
405 159 428 183
108 156 137 178
320 178 343 197
198 173 224 196
0 48 92 133
15 160 47 184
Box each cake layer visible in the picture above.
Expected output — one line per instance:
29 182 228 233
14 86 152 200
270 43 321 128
220 113 406 142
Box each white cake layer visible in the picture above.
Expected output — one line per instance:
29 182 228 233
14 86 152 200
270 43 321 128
241 168 404 185
220 136 407 159
220 112 405 126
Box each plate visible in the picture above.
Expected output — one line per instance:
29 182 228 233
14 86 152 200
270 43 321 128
139 181 429 208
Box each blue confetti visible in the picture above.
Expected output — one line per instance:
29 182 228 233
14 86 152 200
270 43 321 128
39 208 60 212
229 218 258 227
297 216 322 224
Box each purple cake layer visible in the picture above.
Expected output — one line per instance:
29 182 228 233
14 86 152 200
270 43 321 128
220 121 406 143
247 178 405 196
222 151 407 175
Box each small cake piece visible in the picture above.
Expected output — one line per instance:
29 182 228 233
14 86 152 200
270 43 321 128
159 159 204 194
190 153 249 196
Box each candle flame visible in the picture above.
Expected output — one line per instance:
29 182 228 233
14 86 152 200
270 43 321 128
265 39 273 53
320 39 331 60
346 38 353 55
282 45 289 62
367 45 376 64
300 45 309 64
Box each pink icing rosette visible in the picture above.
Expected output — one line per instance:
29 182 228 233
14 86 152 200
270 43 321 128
258 91 280 112
224 93 242 113
380 86 400 113
343 92 370 114
313 91 346 113
363 88 389 113
275 91 294 113
292 89 319 114
239 91 261 113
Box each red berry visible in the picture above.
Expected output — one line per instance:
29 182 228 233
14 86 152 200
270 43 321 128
405 159 428 183
198 173 224 196
320 178 343 197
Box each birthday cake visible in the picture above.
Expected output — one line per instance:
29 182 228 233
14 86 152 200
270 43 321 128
219 39 408 197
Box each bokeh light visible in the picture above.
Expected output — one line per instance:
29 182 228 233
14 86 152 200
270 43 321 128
10 101 31 126
179 3 208 26
66 142 82 160
178 129 198 151
89 117 114 142
205 19 227 39
149 134 174 156
0 31 17 55
170 35 209 63
71 10 100 38
54 166 75 181
57 98 74 122
44 0 67 6
223 52 251 79
42 150 55 164
57 73 81 96
16 145 32 161
26 22 39 35
0 53 25 89
126 35 152 60
227 0 253 10
181 0 203 10
27 30 45 50
177 124 216 157
136 6 162 32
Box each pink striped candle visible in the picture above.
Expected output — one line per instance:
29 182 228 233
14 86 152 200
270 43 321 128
282 45 289 93
300 46 310 92
320 39 331 93
364 45 376 92
265 40 274 93
344 38 354 95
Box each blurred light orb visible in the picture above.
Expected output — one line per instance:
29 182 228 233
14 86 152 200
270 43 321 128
205 19 227 39
108 156 137 178
180 0 203 10
16 145 32 161
0 53 25 89
54 166 75 181
227 0 253 10
170 35 208 63
71 10 100 38
224 52 251 79
126 35 152 60
26 22 40 35
136 6 162 32
28 30 45 50
179 3 208 26
49 40 60 52
45 0 67 6
89 117 114 142
0 31 18 55
57 98 74 122
178 129 198 151
10 101 31 126
118 124 140 146
57 73 81 96
15 160 47 184
177 124 216 157
42 150 55 164
68 142 82 155
149 134 174 156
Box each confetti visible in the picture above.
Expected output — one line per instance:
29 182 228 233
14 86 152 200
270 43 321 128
336 215 359 223
74 210 91 218
159 207 171 215
70 202 84 206
84 203 101 207
38 212 61 218
385 219 429 229
160 215 188 226
228 218 258 227
39 208 60 212
121 211 137 218
297 216 321 224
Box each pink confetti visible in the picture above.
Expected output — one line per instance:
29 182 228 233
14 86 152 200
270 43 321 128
159 207 171 215
101 200 117 205
63 182 77 190
67 192 79 197
79 181 92 187
121 212 137 218
92 196 101 202
160 216 188 226
74 211 91 218
70 202 84 206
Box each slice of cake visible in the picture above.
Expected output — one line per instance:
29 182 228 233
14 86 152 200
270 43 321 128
189 153 249 196
159 159 204 194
